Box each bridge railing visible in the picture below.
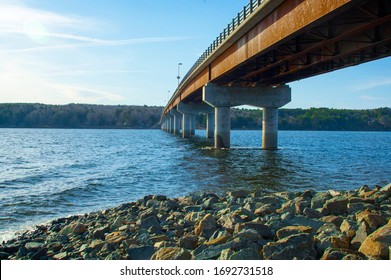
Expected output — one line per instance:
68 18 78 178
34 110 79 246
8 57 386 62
178 0 265 90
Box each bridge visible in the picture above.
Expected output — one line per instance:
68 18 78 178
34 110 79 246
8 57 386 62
160 0 391 149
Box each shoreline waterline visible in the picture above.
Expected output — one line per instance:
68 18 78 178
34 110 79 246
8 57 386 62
1 183 390 260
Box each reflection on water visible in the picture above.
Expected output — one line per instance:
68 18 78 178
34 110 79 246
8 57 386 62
0 128 390 241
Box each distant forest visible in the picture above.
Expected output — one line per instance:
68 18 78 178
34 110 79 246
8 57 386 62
0 103 390 131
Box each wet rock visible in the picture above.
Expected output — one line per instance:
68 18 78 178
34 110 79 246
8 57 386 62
126 245 155 260
263 233 317 260
359 223 391 259
194 213 217 238
25 242 44 252
151 247 192 260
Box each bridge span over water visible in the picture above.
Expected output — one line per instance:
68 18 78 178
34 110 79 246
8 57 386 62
161 0 391 149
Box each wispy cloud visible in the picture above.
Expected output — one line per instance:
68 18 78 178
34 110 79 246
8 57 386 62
349 77 391 92
51 84 124 103
0 36 190 55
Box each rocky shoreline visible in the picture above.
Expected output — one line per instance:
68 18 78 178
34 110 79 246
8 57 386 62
1 184 390 260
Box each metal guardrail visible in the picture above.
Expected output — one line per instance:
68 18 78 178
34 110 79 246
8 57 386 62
178 0 265 89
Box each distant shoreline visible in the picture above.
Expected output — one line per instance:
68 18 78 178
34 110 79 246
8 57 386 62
1 103 390 131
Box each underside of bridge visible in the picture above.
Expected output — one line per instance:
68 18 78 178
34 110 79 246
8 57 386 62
179 0 391 104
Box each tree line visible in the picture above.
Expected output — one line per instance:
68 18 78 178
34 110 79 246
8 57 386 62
0 103 390 131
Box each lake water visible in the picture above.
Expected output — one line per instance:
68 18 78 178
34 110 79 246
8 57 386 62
0 129 390 242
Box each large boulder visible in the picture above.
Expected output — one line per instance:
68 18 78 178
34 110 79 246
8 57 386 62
151 247 192 260
359 222 391 260
263 233 317 260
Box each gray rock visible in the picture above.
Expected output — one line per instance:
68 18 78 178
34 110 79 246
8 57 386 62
126 246 155 260
0 252 10 260
151 247 192 260
324 197 348 215
229 248 262 260
315 223 349 254
311 192 332 209
303 207 323 219
92 226 110 240
228 190 250 198
194 241 236 260
234 229 261 242
351 221 372 250
234 222 272 239
138 216 161 230
111 216 124 230
178 234 199 250
25 242 44 251
263 233 317 260
285 215 324 232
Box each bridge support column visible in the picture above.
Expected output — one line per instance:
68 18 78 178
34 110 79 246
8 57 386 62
206 113 215 139
170 109 182 135
203 83 291 149
215 107 230 148
177 102 214 139
182 113 192 138
191 115 196 136
262 107 278 150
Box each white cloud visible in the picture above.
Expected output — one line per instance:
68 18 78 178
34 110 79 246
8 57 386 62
51 84 124 104
0 36 190 55
349 77 391 92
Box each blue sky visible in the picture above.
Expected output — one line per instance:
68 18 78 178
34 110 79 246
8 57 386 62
0 0 390 109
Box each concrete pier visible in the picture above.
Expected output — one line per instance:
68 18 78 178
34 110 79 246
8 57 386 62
203 83 291 149
177 102 214 139
206 113 215 139
262 107 278 149
215 107 230 148
170 109 182 135
182 113 192 138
